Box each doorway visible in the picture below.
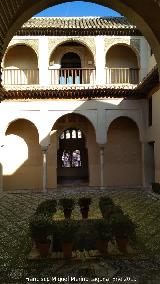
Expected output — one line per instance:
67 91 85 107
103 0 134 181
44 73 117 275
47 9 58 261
60 52 82 84
57 128 89 184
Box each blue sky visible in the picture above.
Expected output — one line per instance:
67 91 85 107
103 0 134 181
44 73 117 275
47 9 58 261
35 1 121 17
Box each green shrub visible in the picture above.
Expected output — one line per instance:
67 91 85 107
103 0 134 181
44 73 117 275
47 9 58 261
78 197 91 208
99 196 114 209
99 196 115 218
93 219 112 241
29 214 53 242
58 198 75 210
58 220 78 242
109 212 136 239
75 220 95 250
36 199 57 215
152 182 160 194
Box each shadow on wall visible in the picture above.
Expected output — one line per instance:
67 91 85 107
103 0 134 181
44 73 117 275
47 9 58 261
105 116 142 186
2 98 144 191
3 119 43 191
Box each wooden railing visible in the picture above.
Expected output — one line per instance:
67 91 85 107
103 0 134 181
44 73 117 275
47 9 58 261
49 68 96 85
105 68 139 84
2 68 39 85
2 67 139 86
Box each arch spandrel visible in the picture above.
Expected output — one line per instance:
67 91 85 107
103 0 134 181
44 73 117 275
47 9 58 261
48 38 96 65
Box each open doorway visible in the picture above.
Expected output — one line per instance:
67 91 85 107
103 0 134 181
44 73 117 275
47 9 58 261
57 128 89 184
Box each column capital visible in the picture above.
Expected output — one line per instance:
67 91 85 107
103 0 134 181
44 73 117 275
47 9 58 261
41 145 48 152
98 144 106 150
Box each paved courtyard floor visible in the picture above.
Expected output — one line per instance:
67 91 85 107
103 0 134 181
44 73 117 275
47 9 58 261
0 187 160 284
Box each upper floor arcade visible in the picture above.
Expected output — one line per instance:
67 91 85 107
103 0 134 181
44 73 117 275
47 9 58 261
1 17 153 89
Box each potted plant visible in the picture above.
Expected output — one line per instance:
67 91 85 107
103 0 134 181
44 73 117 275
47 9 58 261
152 182 160 194
59 220 78 258
36 199 57 216
93 219 112 255
59 198 75 219
111 205 123 215
109 212 136 252
78 197 91 219
99 196 114 219
75 220 95 251
29 214 53 257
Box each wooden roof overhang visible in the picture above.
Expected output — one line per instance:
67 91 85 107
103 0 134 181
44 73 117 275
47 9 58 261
136 66 159 96
16 17 142 37
2 86 144 100
1 67 159 101
16 27 141 37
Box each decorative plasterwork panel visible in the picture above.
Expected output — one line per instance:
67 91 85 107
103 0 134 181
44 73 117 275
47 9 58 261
48 37 96 64
104 37 140 62
6 39 39 57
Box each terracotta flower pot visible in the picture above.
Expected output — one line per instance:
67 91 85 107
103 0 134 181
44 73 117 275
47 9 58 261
61 242 73 258
63 208 72 219
116 237 128 253
80 207 89 219
37 240 51 257
96 239 108 255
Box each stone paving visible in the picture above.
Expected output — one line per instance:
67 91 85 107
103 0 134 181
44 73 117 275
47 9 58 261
0 187 160 284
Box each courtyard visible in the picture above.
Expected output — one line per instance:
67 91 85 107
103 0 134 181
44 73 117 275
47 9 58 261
0 187 160 283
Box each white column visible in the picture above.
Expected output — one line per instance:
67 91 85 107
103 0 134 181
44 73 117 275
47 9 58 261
95 36 106 85
42 146 48 193
99 145 105 189
38 37 49 86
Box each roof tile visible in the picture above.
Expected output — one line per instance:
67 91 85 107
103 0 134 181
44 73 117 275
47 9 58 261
21 16 136 30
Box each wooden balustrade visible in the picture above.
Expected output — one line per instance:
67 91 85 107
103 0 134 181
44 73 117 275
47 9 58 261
2 67 139 86
49 68 96 85
105 68 139 84
2 68 39 85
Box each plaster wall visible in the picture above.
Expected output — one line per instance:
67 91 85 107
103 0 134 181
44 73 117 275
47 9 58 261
148 54 157 73
0 97 146 190
106 45 138 68
146 88 160 183
3 119 43 191
104 117 142 186
4 45 38 69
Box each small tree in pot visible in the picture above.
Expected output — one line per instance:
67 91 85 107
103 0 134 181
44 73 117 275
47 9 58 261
58 198 75 219
35 199 57 216
93 219 112 255
30 214 53 257
59 220 78 258
109 212 136 253
75 220 95 251
99 196 114 219
78 197 92 219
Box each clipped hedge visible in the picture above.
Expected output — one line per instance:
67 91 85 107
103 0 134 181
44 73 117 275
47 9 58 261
152 182 160 195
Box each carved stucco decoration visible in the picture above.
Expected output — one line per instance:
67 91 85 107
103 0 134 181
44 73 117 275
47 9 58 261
48 37 96 64
3 39 39 63
104 37 140 66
